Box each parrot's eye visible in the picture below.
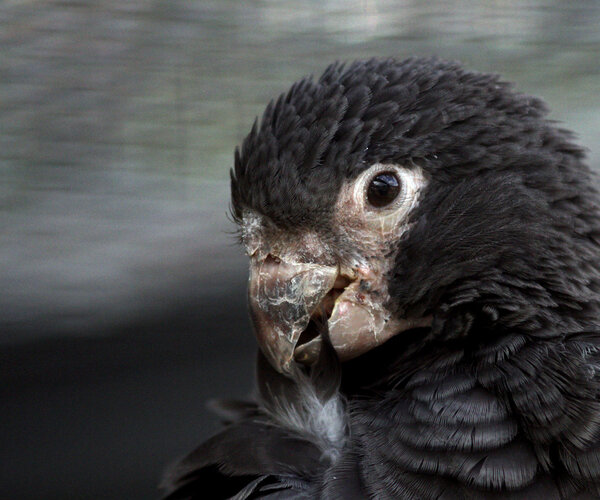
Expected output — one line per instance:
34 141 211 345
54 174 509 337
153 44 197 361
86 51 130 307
367 172 401 208
347 163 426 235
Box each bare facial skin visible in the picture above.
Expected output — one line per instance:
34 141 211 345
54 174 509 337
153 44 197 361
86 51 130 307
243 164 431 373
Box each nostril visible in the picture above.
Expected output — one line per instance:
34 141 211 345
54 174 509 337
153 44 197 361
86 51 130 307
265 254 281 264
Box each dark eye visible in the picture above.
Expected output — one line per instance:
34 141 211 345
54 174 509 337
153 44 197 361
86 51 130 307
366 172 401 208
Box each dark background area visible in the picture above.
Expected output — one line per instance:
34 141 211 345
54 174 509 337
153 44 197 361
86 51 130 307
1 1 599 498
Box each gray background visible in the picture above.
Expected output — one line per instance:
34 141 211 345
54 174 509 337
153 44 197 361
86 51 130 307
2 1 599 498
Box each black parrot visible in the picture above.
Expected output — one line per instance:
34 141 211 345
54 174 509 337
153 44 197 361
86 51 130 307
161 58 600 499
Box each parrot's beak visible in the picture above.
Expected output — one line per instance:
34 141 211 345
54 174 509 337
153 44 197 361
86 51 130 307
248 252 431 374
248 254 338 374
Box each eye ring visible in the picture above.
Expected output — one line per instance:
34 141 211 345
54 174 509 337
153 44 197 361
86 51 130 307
366 171 401 208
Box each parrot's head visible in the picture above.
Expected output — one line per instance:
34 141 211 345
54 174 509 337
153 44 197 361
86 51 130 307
230 57 600 375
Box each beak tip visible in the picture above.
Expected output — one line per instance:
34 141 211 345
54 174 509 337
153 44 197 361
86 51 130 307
271 356 296 376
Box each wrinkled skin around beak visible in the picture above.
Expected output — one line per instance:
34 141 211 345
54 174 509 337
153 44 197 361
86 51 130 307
248 255 337 374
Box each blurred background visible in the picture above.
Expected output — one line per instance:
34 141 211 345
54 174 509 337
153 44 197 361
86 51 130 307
1 0 599 498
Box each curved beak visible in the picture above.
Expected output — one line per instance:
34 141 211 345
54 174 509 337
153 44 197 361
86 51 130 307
248 253 433 375
248 255 337 373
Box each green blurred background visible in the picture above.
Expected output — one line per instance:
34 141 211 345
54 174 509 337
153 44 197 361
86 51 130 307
2 0 599 498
